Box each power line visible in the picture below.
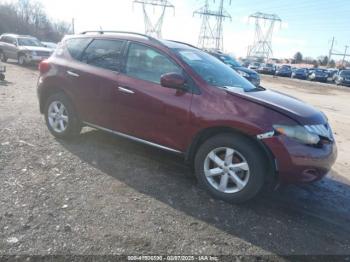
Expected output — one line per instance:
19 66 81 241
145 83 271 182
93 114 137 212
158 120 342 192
194 0 232 50
247 12 282 61
133 0 174 38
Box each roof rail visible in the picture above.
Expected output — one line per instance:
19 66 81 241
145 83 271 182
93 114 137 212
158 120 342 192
166 40 199 49
80 31 164 45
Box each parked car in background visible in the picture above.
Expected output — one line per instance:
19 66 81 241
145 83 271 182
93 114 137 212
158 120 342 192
207 50 261 86
334 70 350 86
37 31 337 203
292 68 309 80
0 34 53 65
42 41 58 50
308 69 328 82
258 63 276 75
327 69 338 82
248 62 261 71
275 65 292 77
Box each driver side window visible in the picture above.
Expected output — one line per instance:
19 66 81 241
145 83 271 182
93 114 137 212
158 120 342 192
125 43 182 84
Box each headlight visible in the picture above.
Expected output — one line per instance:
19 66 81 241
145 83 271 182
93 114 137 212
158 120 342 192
273 125 320 145
237 70 249 78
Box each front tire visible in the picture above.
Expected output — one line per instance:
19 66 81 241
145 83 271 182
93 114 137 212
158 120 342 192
0 51 7 62
44 93 82 139
194 134 267 204
18 54 27 66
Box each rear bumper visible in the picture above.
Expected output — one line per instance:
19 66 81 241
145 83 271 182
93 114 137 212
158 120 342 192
293 75 307 79
263 136 337 184
276 72 291 77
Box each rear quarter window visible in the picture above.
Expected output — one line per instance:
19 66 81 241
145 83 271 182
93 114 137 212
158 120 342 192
65 38 92 60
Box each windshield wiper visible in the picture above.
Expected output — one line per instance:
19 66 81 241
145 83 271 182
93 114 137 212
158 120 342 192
246 86 265 92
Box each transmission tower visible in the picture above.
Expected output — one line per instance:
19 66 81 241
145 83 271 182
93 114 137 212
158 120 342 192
133 0 174 38
247 12 281 61
194 0 232 50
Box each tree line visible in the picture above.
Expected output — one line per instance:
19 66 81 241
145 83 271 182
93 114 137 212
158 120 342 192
293 52 338 68
0 0 70 42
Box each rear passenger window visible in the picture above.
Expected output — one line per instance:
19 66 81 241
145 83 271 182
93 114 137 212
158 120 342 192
66 38 92 60
81 39 125 72
126 43 182 84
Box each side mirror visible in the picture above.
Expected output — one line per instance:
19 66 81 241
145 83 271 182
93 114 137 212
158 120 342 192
160 73 186 90
13 41 17 46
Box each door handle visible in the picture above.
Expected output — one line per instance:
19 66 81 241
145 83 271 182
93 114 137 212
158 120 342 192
118 86 135 95
67 70 80 77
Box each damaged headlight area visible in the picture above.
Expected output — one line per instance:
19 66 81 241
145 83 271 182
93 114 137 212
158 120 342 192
273 125 321 145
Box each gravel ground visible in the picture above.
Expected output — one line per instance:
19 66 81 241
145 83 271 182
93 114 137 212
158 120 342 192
0 62 350 257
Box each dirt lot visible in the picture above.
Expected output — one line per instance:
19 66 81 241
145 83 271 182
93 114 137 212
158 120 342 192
0 63 350 257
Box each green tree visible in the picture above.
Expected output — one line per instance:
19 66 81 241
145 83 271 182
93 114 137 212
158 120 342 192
294 52 303 64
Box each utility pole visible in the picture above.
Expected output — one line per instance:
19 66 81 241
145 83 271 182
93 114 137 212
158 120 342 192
327 38 350 68
247 12 281 61
342 45 349 67
194 0 231 50
327 37 335 67
133 0 174 38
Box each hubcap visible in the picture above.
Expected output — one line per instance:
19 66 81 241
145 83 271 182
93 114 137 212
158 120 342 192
48 101 69 133
204 147 250 194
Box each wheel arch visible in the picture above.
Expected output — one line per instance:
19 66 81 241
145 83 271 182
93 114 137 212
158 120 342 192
185 126 278 185
39 85 70 114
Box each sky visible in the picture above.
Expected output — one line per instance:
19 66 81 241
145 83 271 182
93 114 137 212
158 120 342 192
9 0 350 59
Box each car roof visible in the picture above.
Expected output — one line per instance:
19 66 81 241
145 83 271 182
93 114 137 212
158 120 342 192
64 31 197 51
1 34 35 38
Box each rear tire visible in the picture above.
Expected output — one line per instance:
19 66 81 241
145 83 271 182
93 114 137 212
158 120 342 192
194 133 267 204
44 93 82 139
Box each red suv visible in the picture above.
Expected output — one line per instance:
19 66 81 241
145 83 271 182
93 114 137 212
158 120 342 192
37 31 337 203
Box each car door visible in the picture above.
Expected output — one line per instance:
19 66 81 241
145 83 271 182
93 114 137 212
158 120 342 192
3 36 18 59
64 38 126 130
114 42 193 151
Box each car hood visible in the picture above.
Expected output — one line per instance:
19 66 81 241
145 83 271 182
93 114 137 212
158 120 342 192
227 89 326 125
19 46 53 52
232 66 257 75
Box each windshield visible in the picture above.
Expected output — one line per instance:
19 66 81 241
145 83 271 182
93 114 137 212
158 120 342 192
341 70 350 77
176 48 256 92
18 38 44 47
218 55 241 67
281 65 291 69
297 69 307 73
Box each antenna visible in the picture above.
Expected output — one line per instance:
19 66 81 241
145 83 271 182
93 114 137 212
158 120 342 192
247 12 282 61
194 0 232 50
133 0 174 38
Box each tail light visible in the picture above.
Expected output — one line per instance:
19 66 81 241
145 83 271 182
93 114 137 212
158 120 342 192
38 60 51 74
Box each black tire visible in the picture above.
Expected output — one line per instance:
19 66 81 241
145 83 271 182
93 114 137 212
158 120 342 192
44 92 82 139
0 51 7 62
194 133 267 204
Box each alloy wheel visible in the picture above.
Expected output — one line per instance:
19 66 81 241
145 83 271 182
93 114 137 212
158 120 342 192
204 147 250 194
48 101 69 133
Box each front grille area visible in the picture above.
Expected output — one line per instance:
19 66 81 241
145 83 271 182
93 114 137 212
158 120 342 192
305 124 333 141
36 51 50 57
